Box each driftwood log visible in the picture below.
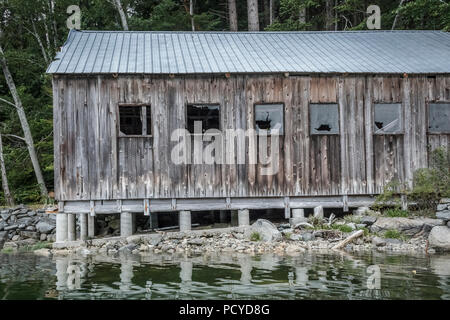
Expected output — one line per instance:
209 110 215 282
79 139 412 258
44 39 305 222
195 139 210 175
332 230 364 250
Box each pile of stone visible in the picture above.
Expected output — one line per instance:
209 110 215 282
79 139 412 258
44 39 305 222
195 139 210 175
0 206 56 249
428 198 450 252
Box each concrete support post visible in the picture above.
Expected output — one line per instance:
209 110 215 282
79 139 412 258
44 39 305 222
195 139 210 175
290 209 306 225
67 214 76 241
56 213 68 243
121 212 133 237
231 210 239 227
238 209 250 226
88 215 95 238
313 206 324 219
80 213 88 241
179 211 191 232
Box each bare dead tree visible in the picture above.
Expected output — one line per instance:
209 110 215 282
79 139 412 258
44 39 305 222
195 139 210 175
30 19 50 64
247 0 260 31
269 0 273 25
392 0 405 30
0 33 48 198
190 0 195 31
228 0 238 31
111 0 129 31
299 8 306 24
0 133 14 206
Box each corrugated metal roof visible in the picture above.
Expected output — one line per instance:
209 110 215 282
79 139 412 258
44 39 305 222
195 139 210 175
47 30 450 75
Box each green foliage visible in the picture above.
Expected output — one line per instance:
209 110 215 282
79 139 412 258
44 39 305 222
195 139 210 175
250 231 261 241
384 229 402 239
331 224 353 233
384 208 409 218
372 180 404 212
409 147 450 212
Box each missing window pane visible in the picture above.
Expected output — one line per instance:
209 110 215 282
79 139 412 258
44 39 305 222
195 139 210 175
429 103 450 133
119 106 142 135
374 103 402 134
310 104 339 135
255 104 284 135
187 104 220 134
119 105 151 136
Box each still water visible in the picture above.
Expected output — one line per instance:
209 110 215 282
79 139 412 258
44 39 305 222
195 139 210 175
0 251 449 300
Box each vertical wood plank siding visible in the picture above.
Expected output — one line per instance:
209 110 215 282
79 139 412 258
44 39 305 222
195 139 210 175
52 75 450 201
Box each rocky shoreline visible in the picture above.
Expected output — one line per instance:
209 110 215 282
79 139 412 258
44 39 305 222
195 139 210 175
2 199 450 257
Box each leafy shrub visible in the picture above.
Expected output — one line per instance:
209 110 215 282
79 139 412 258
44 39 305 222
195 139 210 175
332 224 353 233
384 208 409 217
250 232 261 242
409 147 450 212
384 230 402 239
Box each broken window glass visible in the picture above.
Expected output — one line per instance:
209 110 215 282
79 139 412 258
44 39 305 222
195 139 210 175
187 104 220 134
310 104 339 135
374 103 403 134
429 103 450 133
255 104 284 135
119 105 151 136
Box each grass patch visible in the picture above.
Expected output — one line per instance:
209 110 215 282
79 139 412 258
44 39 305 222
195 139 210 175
284 232 292 240
250 232 261 242
384 229 402 239
343 215 362 224
331 224 354 233
384 208 409 217
1 247 14 254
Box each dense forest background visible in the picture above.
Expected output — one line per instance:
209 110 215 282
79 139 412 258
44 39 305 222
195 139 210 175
0 0 449 205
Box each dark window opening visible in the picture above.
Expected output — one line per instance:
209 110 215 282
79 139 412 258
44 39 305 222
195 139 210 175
119 105 151 136
255 104 284 135
310 103 339 135
187 104 220 134
374 103 402 134
429 103 450 133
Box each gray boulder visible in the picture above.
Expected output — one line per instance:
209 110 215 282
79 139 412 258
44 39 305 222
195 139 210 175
428 226 450 252
0 212 11 221
245 219 282 242
35 219 55 234
302 233 315 241
372 236 386 247
436 211 450 222
370 217 443 236
361 216 377 226
0 231 7 249
4 224 18 231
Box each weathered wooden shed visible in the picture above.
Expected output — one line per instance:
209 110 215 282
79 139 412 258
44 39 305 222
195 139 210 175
47 30 450 241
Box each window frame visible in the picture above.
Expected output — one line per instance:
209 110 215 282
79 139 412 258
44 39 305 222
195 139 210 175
185 102 222 135
372 102 404 135
309 103 340 136
253 102 285 136
118 103 153 138
427 101 450 135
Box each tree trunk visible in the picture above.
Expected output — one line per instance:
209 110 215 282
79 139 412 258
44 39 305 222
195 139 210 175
0 42 48 199
31 19 49 65
299 8 306 24
190 0 195 31
325 0 333 30
113 0 129 31
49 0 58 49
392 0 405 30
0 133 14 206
247 0 260 31
269 0 273 25
228 0 238 31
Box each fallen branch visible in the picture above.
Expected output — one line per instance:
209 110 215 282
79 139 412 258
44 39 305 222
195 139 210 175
332 230 364 250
